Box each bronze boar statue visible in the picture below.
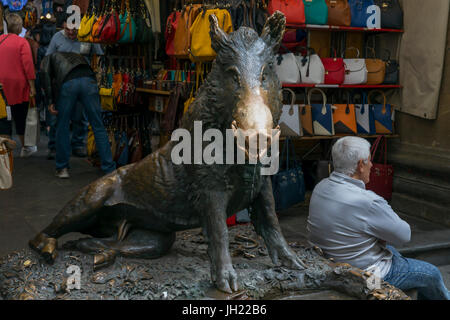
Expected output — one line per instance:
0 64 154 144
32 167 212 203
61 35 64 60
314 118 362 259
29 11 306 293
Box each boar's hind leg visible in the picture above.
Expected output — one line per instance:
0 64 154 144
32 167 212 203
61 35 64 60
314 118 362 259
29 174 118 264
63 229 176 271
251 177 307 270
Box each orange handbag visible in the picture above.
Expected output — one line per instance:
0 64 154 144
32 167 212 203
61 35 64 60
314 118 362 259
173 4 201 59
326 0 351 26
366 48 386 85
332 92 357 134
300 89 314 136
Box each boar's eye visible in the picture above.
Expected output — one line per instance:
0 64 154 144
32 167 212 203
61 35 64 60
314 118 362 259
261 64 272 86
226 66 241 85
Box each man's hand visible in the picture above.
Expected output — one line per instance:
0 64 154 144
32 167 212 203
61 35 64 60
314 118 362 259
48 104 58 115
29 86 36 98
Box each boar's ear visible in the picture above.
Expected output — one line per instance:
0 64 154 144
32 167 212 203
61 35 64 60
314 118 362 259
260 11 286 53
209 14 231 53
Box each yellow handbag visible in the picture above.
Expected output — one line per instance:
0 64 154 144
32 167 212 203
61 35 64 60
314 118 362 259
99 87 116 111
183 63 205 114
0 85 8 119
78 13 96 42
189 9 233 62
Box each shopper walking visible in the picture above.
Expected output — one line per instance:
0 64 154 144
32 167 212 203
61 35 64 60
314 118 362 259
44 17 104 160
40 51 116 178
0 13 37 157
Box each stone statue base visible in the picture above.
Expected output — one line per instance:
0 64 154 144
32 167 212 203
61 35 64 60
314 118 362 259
0 224 409 300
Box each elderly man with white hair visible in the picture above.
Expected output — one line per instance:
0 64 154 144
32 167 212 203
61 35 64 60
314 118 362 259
307 136 449 300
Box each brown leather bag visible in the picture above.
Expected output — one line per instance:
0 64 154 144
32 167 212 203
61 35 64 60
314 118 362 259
173 4 201 59
366 48 386 85
300 105 314 136
326 0 351 26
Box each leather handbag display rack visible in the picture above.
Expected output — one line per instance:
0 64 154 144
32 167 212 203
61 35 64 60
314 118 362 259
325 0 351 26
268 0 306 25
365 135 393 200
365 47 386 85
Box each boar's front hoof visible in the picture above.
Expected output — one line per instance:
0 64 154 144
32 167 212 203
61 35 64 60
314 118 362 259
29 233 58 264
214 264 239 294
279 249 307 270
93 249 117 271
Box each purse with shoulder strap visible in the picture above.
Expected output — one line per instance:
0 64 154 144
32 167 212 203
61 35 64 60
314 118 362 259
189 8 233 61
365 48 386 85
119 0 136 44
326 0 351 26
173 4 201 59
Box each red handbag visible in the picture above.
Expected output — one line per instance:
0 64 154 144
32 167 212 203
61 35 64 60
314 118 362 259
321 51 346 84
366 136 393 201
268 0 305 25
165 11 181 56
98 8 121 44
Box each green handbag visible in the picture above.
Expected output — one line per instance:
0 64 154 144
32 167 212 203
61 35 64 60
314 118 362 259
119 0 136 44
303 0 329 25
135 1 153 44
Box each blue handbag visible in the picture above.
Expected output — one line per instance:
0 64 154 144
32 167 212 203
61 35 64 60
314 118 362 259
271 138 306 212
353 91 376 134
349 0 375 27
303 0 329 25
368 90 393 134
116 131 129 167
309 88 335 136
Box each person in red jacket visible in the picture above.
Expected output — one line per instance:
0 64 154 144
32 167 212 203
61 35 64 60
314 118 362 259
0 13 37 157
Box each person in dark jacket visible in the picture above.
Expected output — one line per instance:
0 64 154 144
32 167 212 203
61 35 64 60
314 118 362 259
40 51 116 178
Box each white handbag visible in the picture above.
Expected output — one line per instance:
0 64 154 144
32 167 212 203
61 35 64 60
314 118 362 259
0 137 13 190
342 47 368 85
24 104 40 147
278 88 303 137
354 92 375 134
274 53 301 84
296 48 325 84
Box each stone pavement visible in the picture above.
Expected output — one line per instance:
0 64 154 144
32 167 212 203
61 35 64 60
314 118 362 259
1 137 449 296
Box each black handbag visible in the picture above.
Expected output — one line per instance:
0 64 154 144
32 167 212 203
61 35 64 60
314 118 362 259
382 49 399 84
374 0 403 29
271 138 306 212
